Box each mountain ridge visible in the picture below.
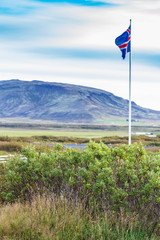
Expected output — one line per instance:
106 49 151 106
0 79 159 123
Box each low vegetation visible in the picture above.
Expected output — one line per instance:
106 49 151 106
1 134 160 146
0 142 160 239
0 195 159 240
0 141 23 153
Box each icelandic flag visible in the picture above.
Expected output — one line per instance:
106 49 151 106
115 25 131 59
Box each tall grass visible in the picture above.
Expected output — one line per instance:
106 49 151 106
0 141 23 152
0 195 159 240
0 134 160 147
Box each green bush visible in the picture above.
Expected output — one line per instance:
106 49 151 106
0 142 160 224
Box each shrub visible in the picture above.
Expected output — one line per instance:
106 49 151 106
0 142 160 226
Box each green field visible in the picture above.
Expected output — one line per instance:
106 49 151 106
0 121 160 139
0 128 128 138
0 120 160 138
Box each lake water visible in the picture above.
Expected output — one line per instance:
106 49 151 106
63 144 86 149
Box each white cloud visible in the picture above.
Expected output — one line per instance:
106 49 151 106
1 0 159 51
0 44 160 110
0 0 160 111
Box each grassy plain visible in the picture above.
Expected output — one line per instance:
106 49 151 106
0 123 160 155
0 119 160 138
0 128 128 138
0 124 160 138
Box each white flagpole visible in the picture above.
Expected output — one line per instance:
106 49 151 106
128 19 132 145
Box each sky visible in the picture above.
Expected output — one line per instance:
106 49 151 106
0 0 160 110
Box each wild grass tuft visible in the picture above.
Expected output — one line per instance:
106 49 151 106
0 141 23 152
0 195 159 240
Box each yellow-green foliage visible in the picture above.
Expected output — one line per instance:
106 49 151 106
0 142 160 232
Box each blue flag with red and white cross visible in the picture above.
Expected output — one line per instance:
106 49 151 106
115 25 131 59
